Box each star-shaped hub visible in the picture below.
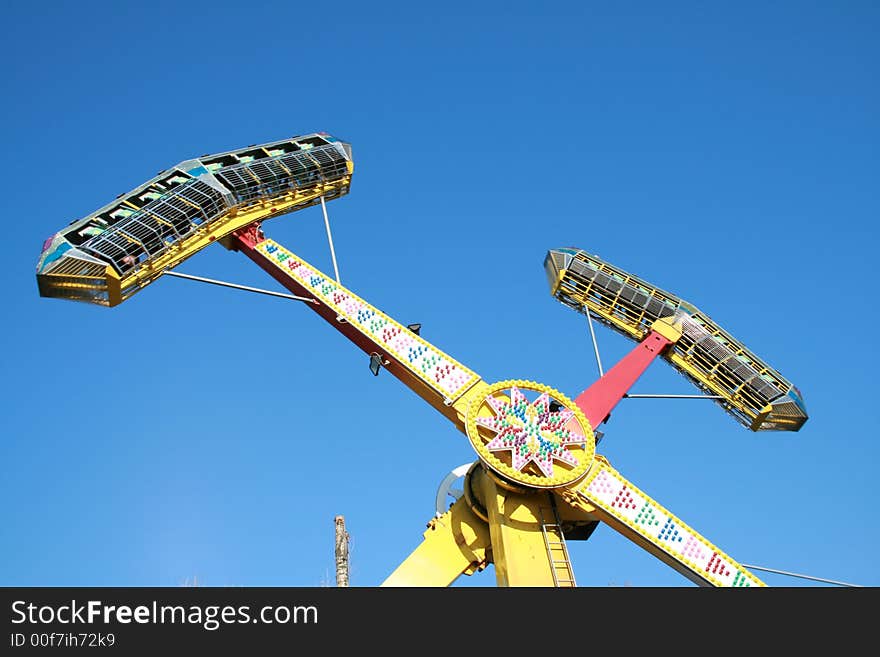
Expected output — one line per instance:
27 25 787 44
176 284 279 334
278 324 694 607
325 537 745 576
466 380 596 489
478 387 584 477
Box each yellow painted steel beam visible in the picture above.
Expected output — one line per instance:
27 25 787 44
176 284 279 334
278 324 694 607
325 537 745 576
106 267 122 307
561 456 764 587
651 316 683 343
382 498 491 587
250 237 488 429
477 472 560 587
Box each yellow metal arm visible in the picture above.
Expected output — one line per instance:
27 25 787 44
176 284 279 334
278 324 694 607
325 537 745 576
240 235 488 429
560 456 765 587
382 497 491 586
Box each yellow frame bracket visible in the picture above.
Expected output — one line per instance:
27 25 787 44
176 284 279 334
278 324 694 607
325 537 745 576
381 497 491 587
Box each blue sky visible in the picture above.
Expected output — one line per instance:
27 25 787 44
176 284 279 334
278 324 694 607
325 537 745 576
2 1 877 587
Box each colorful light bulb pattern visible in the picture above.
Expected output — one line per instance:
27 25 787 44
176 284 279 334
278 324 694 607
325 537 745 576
581 463 764 587
476 386 587 478
256 239 480 400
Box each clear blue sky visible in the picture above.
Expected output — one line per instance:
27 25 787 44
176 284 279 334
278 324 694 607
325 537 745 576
2 1 877 587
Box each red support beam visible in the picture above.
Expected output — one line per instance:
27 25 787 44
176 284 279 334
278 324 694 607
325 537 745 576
575 330 673 429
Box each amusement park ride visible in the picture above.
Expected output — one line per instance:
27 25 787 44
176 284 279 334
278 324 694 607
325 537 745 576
36 132 808 587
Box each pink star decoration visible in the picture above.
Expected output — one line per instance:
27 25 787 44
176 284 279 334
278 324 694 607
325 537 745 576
475 387 588 477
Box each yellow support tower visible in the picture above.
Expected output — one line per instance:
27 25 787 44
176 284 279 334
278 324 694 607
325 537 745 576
382 498 491 587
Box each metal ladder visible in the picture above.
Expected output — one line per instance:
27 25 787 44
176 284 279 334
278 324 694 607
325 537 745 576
539 501 576 587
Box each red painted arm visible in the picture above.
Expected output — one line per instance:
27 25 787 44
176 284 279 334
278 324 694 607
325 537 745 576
574 330 672 429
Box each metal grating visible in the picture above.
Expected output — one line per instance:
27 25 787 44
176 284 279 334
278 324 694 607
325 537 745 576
38 254 110 305
43 257 107 278
766 399 803 418
79 179 229 273
216 144 349 207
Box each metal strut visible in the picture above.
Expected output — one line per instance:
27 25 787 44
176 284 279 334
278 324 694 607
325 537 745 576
625 394 726 399
585 309 605 378
740 563 863 587
164 270 317 303
321 195 342 285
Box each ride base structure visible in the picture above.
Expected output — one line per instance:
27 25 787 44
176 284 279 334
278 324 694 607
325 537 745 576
37 133 808 587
